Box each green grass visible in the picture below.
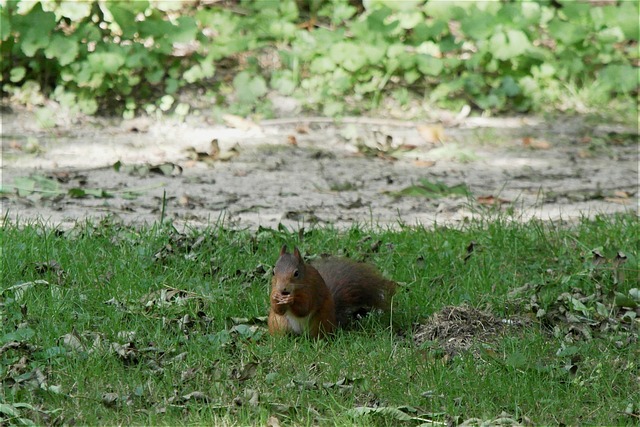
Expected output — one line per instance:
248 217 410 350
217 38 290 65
1 214 639 425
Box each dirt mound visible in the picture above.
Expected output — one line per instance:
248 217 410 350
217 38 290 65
414 304 524 356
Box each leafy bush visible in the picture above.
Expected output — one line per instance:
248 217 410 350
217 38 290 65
1 0 637 117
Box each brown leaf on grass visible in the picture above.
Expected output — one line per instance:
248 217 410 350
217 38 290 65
60 331 85 352
288 379 318 390
8 355 29 376
177 314 193 331
111 342 139 365
523 137 551 149
141 286 198 308
104 297 127 311
269 402 298 415
507 283 535 299
267 416 282 427
0 341 32 357
233 389 259 407
234 362 258 381
3 281 49 302
613 251 628 285
287 135 298 145
179 391 210 403
180 368 197 383
9 366 48 391
322 377 362 390
591 249 606 266
102 393 119 407
34 260 63 276
346 406 423 422
416 124 446 143
459 412 523 427
229 316 268 325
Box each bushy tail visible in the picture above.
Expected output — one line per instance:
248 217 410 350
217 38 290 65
311 258 396 327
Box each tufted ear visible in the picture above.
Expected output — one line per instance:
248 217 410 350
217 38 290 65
280 245 288 256
293 247 303 262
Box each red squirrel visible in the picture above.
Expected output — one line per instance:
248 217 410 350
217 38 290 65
268 245 396 338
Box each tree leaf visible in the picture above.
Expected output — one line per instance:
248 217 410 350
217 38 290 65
44 34 79 66
88 52 126 74
10 67 26 83
416 55 443 76
490 30 530 60
234 72 268 103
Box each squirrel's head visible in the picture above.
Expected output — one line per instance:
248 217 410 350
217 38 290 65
273 245 306 292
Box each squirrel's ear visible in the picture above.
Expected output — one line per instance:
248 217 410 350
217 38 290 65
293 247 302 261
280 245 288 256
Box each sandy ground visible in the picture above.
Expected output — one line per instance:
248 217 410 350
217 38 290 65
1 106 638 230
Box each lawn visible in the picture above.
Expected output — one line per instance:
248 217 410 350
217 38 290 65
1 213 638 425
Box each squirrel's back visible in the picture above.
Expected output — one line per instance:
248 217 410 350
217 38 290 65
311 257 396 327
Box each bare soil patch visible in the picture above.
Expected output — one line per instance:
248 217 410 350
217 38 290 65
1 106 637 229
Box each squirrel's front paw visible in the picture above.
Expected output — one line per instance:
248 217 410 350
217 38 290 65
274 293 293 305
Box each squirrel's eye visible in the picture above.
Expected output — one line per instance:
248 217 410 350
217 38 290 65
293 269 299 278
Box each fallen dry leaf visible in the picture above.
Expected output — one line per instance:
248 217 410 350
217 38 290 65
477 195 511 206
523 137 551 149
416 124 446 143
591 249 606 266
287 135 298 145
102 392 119 407
235 362 258 381
604 197 631 205
577 149 592 158
181 368 197 383
111 342 139 364
413 160 436 167
60 331 85 352
295 124 310 134
179 391 210 403
267 415 282 427
222 114 260 131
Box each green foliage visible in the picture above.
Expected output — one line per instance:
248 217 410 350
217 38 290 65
1 0 637 116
